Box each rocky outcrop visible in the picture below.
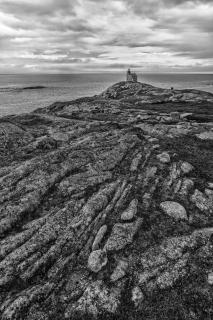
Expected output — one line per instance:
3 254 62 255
0 81 213 319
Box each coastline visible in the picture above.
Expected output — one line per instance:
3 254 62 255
0 81 213 320
1 72 213 117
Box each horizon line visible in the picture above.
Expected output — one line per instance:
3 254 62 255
1 71 213 75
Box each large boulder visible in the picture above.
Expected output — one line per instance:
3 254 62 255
88 250 108 273
160 201 188 221
181 161 194 174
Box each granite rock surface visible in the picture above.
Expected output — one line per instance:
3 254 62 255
0 81 213 319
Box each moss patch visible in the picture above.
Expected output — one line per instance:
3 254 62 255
159 135 213 181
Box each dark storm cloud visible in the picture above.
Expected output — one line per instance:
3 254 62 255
0 0 212 72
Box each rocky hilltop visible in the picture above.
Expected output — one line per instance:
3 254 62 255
0 81 213 320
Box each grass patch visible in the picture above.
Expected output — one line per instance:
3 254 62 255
121 101 213 116
160 134 213 181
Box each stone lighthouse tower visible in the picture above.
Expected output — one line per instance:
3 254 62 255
126 68 137 82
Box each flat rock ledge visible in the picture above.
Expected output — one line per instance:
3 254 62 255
0 81 213 320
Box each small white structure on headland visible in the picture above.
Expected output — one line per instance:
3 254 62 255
126 68 137 82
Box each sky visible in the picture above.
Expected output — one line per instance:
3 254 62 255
0 0 212 73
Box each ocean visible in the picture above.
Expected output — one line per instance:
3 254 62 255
0 73 213 116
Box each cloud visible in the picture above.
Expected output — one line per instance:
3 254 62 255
0 0 77 17
0 0 212 73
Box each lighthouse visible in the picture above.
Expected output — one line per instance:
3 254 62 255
126 68 137 82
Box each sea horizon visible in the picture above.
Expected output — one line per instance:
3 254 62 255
1 72 213 116
1 71 213 75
